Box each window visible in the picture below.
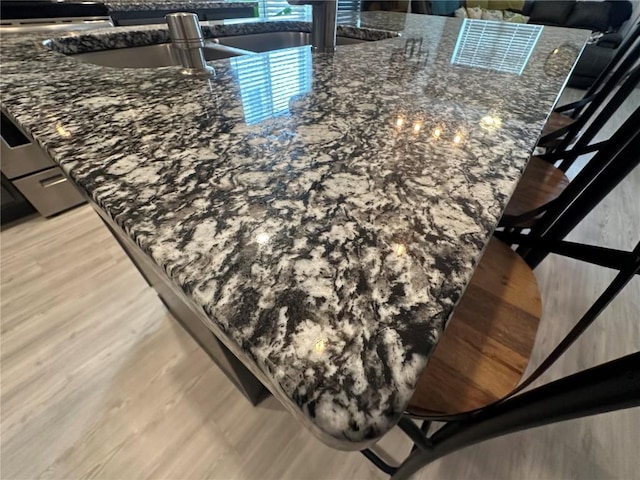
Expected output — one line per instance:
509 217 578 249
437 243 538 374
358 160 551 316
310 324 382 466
231 47 313 125
338 1 362 11
451 19 543 75
254 0 311 20
251 1 362 21
338 0 362 22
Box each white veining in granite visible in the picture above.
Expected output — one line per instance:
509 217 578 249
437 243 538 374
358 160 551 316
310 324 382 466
0 12 589 449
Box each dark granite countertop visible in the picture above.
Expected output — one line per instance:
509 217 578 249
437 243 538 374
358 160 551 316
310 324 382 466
103 0 257 13
0 12 588 449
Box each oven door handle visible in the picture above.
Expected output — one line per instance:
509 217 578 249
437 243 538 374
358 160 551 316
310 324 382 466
0 18 114 34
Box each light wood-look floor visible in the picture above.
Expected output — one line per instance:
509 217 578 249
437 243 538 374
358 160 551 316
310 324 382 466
1 89 639 479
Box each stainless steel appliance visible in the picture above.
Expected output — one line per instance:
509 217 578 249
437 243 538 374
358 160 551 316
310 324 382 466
1 174 35 224
1 1 112 224
0 0 113 34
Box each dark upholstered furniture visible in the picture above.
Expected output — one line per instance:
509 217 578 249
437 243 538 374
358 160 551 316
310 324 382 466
524 1 633 88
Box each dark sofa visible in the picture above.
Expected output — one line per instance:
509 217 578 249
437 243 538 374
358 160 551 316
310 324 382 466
519 0 633 88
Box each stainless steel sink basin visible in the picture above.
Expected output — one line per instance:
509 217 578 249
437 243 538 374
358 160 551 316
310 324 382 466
210 31 366 53
68 29 388 69
71 43 250 68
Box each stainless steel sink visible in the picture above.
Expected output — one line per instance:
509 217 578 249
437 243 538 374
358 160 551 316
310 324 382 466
210 31 366 53
71 43 251 68
69 30 384 69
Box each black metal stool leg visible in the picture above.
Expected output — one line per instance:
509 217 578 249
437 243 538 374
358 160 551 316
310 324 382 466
360 250 640 479
410 420 433 453
521 117 640 267
391 352 640 480
360 449 398 476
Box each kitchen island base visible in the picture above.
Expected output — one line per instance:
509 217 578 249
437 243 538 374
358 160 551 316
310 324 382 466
93 206 270 407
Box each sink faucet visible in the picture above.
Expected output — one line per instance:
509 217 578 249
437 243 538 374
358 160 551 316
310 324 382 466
166 12 215 76
287 0 337 53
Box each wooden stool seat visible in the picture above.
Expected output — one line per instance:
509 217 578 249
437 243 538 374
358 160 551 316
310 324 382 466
539 112 576 149
542 112 575 137
501 156 570 228
407 238 542 417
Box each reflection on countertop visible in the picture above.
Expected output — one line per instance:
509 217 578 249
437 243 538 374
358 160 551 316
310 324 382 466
232 46 312 125
451 19 543 75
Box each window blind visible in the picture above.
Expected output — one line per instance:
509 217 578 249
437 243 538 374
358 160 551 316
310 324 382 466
253 0 362 21
338 0 362 22
254 0 310 20
338 0 362 11
450 19 543 75
231 48 312 125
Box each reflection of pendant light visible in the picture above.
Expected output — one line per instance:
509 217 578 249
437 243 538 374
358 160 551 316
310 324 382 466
545 44 579 77
390 112 468 146
392 243 407 256
256 232 270 245
480 115 502 131
55 123 72 138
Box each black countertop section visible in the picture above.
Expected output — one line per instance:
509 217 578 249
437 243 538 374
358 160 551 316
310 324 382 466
0 1 109 19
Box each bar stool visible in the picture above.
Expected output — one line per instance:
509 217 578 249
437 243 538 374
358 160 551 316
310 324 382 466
405 108 640 420
538 22 639 151
408 237 541 416
362 236 639 477
500 66 640 229
511 107 640 268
